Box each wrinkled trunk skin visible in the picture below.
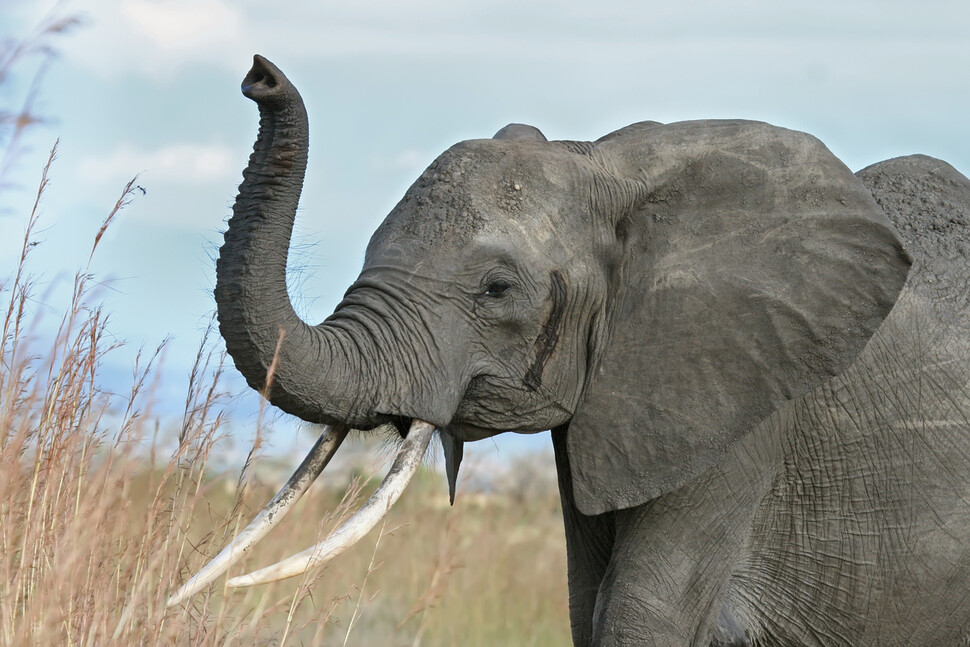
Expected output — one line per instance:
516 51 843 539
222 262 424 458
215 56 385 428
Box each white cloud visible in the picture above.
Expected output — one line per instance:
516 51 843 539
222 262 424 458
33 0 970 81
78 142 236 185
58 0 249 80
119 0 242 52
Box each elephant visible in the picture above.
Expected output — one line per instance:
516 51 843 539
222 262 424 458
169 55 970 646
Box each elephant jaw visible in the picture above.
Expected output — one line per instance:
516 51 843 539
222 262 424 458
167 420 435 605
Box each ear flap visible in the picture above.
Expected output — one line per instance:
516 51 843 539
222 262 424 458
568 120 911 515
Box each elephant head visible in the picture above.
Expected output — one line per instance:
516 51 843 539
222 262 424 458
169 56 910 604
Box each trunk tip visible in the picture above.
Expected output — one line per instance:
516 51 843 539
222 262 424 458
241 55 289 104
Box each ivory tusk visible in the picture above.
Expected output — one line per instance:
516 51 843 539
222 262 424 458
225 419 435 588
167 424 349 607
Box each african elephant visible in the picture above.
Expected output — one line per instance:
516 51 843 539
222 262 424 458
169 56 970 646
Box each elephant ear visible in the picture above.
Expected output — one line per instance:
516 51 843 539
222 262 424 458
567 120 911 515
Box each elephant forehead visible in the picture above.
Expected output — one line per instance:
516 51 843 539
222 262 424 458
371 141 577 252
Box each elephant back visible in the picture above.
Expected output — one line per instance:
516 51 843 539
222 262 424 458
737 157 970 645
858 155 970 323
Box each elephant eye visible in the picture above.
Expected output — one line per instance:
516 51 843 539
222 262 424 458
484 279 512 297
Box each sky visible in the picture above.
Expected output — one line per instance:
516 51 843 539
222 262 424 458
2 0 969 467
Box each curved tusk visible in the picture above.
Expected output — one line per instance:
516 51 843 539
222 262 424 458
226 419 435 588
167 424 350 607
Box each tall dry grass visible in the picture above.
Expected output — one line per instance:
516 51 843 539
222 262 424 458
0 163 570 645
0 11 570 647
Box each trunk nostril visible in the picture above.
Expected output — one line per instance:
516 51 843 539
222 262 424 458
241 55 283 101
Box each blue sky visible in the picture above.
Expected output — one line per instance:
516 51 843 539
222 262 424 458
3 0 969 462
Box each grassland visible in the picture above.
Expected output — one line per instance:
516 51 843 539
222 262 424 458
0 185 572 647
0 152 571 647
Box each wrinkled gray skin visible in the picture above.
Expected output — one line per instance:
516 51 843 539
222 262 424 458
216 56 970 645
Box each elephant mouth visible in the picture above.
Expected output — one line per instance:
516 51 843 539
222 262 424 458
445 421 500 442
167 419 436 606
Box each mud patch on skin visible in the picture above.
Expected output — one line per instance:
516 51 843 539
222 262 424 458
499 176 525 213
524 270 566 390
858 155 970 316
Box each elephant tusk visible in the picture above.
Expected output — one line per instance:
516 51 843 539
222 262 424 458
225 419 435 588
439 428 464 506
167 424 349 607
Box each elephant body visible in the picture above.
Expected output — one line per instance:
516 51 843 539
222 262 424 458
556 156 970 646
205 57 970 646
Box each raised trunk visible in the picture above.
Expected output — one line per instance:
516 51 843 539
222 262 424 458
215 55 375 426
